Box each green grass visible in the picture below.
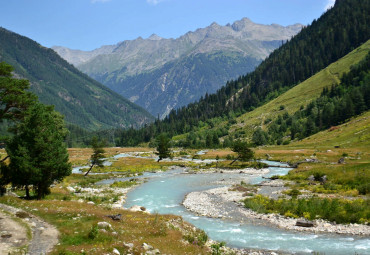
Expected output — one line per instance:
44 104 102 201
243 195 370 224
231 39 370 140
255 111 370 196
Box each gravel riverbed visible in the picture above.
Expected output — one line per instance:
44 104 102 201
183 186 370 236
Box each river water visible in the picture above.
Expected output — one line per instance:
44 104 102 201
118 162 369 255
92 153 369 254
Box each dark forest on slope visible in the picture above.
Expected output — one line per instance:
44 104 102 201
115 0 370 146
0 28 154 132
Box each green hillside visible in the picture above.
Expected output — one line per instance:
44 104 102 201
0 28 154 131
231 40 370 139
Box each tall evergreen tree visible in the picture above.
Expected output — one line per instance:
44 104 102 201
5 103 71 199
155 133 171 162
0 62 37 122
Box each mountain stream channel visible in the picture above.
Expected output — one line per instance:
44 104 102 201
74 152 369 255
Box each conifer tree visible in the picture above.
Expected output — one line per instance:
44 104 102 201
84 136 106 176
231 140 255 164
155 133 171 162
5 103 71 199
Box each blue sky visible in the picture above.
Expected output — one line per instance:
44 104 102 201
0 0 335 51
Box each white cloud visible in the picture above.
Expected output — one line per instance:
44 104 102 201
91 0 111 3
325 0 335 10
146 0 166 5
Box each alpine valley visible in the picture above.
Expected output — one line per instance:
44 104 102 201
53 18 302 118
0 0 370 255
0 27 154 132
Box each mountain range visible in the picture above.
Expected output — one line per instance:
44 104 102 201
0 27 154 131
53 18 302 118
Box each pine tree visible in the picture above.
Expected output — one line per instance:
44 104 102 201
0 62 37 122
5 103 71 199
155 133 171 162
231 140 255 164
84 136 106 176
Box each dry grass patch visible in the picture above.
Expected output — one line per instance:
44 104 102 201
201 149 236 159
68 147 153 166
0 196 210 255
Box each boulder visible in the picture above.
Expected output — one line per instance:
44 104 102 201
129 205 146 212
15 211 30 219
67 186 76 193
106 214 122 221
111 203 122 209
97 221 112 229
320 175 327 183
123 242 134 250
112 248 120 255
307 175 315 182
142 243 153 251
296 220 315 227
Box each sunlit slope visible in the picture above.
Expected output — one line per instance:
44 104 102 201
232 40 370 138
286 111 369 150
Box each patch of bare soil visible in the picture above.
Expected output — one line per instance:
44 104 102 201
0 203 59 255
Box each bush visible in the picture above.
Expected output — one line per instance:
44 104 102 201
287 189 301 198
211 241 226 255
88 224 99 240
183 230 208 246
313 172 325 181
357 183 370 195
226 154 234 160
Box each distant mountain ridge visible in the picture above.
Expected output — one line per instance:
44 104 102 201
0 27 154 131
53 18 302 118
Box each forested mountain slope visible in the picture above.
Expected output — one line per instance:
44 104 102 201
0 28 154 131
115 0 370 146
230 40 370 140
54 18 301 117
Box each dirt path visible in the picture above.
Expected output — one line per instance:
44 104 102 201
0 210 28 255
0 203 59 255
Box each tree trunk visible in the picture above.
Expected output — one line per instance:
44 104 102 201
25 185 30 199
230 156 240 165
84 164 94 176
0 155 9 162
37 183 42 200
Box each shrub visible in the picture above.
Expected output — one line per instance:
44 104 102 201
287 189 301 198
313 172 325 181
358 183 370 195
211 241 226 255
88 224 99 240
226 154 234 160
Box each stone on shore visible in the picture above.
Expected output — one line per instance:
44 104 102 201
296 220 315 227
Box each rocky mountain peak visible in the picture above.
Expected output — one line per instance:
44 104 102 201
148 34 162 40
231 17 253 31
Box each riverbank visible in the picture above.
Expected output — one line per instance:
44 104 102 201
183 185 370 236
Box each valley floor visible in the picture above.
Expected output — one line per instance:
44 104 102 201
0 122 369 254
